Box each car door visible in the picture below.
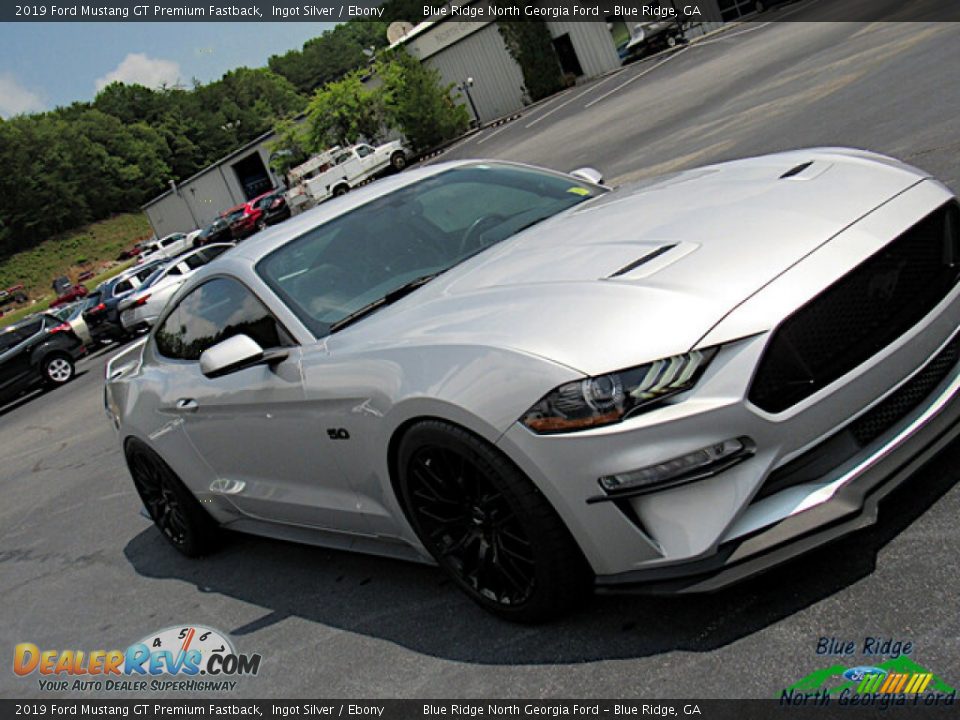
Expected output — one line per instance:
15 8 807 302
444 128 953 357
0 320 43 398
152 276 368 532
353 144 379 175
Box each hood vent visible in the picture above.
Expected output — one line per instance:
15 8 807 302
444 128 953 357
609 244 677 278
780 161 814 179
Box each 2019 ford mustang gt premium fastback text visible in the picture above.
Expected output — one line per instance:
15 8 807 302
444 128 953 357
106 150 960 621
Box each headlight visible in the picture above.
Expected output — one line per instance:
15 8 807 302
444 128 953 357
520 348 717 433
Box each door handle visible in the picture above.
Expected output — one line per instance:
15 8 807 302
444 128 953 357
175 398 198 413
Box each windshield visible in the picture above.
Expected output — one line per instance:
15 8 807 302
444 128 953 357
257 164 604 337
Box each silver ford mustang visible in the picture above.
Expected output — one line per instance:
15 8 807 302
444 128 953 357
106 149 960 622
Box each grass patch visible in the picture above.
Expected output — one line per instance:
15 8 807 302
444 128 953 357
0 260 137 328
0 213 151 325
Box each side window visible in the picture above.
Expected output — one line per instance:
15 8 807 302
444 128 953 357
355 145 373 158
155 277 292 361
19 320 43 339
114 280 132 296
196 245 230 264
182 254 206 271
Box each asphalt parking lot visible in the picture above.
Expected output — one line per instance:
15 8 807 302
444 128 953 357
3 18 960 700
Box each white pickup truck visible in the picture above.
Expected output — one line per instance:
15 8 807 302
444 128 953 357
286 140 409 213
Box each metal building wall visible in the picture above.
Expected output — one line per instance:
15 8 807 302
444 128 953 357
142 137 284 238
545 21 621 79
180 168 239 227
143 194 196 240
424 24 526 124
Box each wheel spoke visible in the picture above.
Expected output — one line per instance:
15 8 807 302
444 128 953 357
407 443 535 606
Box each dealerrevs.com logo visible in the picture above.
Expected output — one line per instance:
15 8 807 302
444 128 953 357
13 625 262 693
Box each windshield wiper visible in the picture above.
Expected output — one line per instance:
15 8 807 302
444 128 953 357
329 272 441 334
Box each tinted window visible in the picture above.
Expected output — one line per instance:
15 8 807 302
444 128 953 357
356 145 374 157
194 245 230 264
18 320 43 338
114 279 133 295
161 234 185 247
0 328 22 352
155 277 291 361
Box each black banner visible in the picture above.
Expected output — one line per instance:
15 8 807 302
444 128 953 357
3 0 960 23
2 699 959 719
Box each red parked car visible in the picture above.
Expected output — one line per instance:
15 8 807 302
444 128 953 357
49 276 88 309
227 190 277 240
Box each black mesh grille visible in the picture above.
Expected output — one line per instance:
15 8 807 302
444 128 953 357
749 201 960 413
849 336 960 445
755 334 960 501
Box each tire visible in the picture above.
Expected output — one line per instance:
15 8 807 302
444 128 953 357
666 35 677 47
42 354 74 386
390 152 407 172
13 292 28 304
333 185 349 197
397 420 593 623
257 219 267 231
125 439 219 557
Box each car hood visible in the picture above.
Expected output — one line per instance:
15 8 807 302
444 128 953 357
330 149 928 376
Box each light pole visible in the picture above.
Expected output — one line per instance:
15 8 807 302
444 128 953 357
460 77 480 126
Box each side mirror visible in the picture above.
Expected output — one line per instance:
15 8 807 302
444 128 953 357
199 334 288 378
569 167 604 186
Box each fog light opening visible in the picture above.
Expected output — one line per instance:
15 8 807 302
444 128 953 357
590 437 754 503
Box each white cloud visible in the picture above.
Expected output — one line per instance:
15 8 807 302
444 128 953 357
0 73 45 118
95 53 182 92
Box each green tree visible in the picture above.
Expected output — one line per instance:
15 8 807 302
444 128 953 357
306 70 385 149
268 118 312 176
269 21 387 94
497 21 563 102
377 50 470 152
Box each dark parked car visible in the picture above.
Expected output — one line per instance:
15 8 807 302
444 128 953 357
194 218 232 248
82 259 167 341
259 190 291 226
0 314 85 404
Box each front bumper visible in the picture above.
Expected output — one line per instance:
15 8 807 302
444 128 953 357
597 358 960 593
499 320 960 587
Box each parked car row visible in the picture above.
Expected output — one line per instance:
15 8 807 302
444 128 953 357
118 244 233 333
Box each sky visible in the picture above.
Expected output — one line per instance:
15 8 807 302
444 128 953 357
0 22 338 117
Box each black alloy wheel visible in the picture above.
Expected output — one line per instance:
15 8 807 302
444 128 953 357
398 421 592 622
408 444 537 606
125 441 218 556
